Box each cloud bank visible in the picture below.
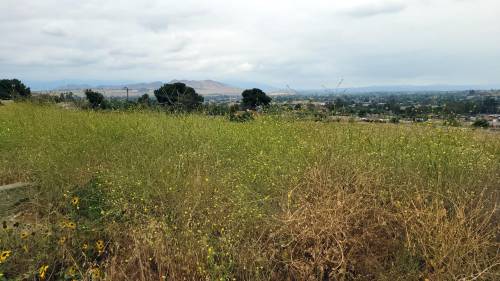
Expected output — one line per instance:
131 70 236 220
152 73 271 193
0 0 499 88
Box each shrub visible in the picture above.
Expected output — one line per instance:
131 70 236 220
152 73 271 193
472 119 490 128
29 94 59 104
229 111 254 122
390 117 400 123
229 104 240 113
443 116 461 127
57 92 76 103
204 103 230 116
137 94 151 106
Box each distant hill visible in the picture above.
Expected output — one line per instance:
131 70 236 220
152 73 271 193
169 79 242 96
34 80 500 97
120 82 164 91
56 81 164 91
302 84 500 95
51 80 243 96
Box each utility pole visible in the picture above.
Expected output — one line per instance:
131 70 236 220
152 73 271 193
124 87 129 101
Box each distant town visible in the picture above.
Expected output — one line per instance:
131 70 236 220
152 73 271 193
27 80 500 129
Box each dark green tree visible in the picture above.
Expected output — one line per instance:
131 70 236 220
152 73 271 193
472 119 490 128
57 92 76 102
154 83 204 110
85 89 105 109
240 88 271 110
137 93 151 105
0 79 31 99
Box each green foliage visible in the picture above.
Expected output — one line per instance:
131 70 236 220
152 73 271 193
228 110 254 122
241 88 271 110
56 92 76 103
443 116 461 127
154 82 204 110
472 119 490 128
84 89 106 109
204 103 231 116
229 104 239 113
28 94 59 104
0 79 31 100
137 94 151 106
71 178 109 221
390 117 400 123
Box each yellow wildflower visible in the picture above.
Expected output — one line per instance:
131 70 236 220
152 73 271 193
90 267 101 279
59 237 66 245
82 242 88 250
59 220 67 228
39 265 49 280
66 222 77 230
71 196 79 206
96 240 105 254
0 250 12 263
66 266 77 276
20 231 29 239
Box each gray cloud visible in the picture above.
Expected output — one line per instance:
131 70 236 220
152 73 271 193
0 0 499 88
344 2 407 18
41 24 68 37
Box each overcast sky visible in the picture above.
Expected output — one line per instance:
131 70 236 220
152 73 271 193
1 0 499 89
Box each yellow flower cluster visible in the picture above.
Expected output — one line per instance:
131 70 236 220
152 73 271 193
59 220 77 230
38 265 49 280
90 267 101 279
66 266 77 277
96 240 105 254
20 231 29 239
0 250 11 263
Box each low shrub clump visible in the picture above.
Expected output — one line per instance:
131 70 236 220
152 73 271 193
229 111 254 122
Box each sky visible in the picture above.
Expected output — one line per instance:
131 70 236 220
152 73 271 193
1 0 499 89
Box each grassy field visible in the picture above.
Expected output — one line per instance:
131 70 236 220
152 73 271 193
0 103 499 280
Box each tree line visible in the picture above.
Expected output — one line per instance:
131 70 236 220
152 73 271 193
84 82 272 111
0 79 272 113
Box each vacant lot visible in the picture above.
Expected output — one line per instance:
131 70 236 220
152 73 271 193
1 103 499 280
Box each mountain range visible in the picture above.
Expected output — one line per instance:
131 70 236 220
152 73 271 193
30 79 500 96
50 80 242 96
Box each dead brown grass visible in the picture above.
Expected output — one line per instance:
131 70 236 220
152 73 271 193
101 163 498 280
260 164 499 281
